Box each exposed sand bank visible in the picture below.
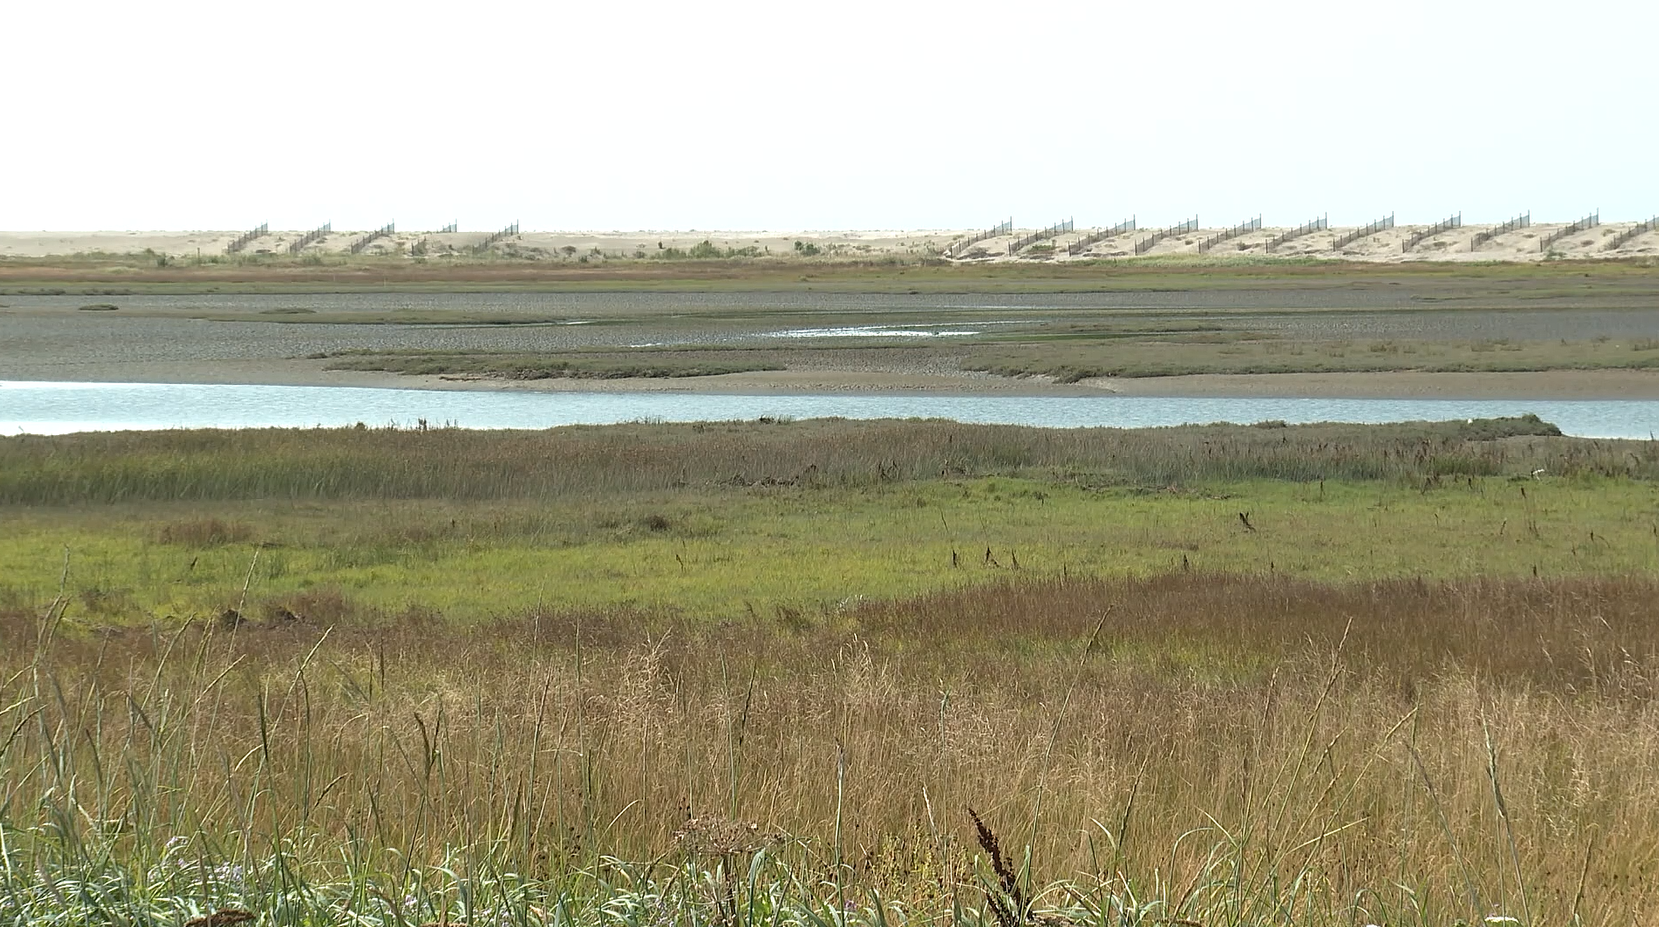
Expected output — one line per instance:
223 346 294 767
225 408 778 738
10 354 1659 401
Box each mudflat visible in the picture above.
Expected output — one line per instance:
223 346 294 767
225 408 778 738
4 260 1659 398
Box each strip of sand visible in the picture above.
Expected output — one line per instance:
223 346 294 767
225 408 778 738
11 356 1659 400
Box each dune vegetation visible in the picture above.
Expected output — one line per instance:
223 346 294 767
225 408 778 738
5 248 1659 295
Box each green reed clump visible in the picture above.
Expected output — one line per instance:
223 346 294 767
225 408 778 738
319 349 784 380
0 836 1511 927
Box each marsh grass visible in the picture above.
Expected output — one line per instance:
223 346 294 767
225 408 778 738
4 573 1659 924
0 416 1615 506
7 418 1658 620
4 419 1659 923
963 338 1659 381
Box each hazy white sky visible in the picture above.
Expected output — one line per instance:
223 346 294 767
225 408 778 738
5 0 1655 231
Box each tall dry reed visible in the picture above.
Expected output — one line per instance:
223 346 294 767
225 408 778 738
4 573 1657 924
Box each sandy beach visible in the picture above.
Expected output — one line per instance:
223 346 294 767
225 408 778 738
3 221 1656 263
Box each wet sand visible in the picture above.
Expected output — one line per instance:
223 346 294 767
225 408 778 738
10 353 1659 401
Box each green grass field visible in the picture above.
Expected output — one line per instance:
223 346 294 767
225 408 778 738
2 416 1648 620
5 472 1656 624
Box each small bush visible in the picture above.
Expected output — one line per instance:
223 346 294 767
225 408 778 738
156 518 254 546
1458 413 1562 440
265 587 356 624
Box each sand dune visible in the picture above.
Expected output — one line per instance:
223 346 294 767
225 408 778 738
2 222 1656 263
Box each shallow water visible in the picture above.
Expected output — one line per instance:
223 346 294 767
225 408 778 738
4 381 1657 438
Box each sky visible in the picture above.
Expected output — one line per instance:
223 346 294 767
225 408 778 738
5 0 1656 231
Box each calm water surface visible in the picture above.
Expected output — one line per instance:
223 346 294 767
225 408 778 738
4 381 1657 439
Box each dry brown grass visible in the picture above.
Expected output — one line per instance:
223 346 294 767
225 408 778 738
853 572 1659 692
6 572 1659 924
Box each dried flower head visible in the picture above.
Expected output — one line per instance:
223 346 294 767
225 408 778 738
673 815 785 856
